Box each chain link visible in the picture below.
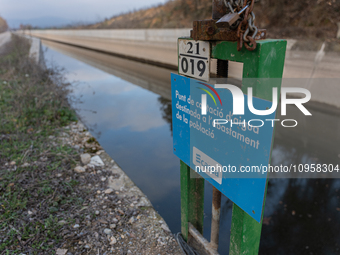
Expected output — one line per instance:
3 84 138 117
223 0 258 51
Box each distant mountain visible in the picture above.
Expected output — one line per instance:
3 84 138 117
7 16 74 29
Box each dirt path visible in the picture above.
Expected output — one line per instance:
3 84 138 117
0 31 11 49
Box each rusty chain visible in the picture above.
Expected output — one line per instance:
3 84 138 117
223 0 258 51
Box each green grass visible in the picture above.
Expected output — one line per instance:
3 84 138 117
0 34 82 254
0 133 83 254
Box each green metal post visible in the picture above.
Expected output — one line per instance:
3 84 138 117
180 160 205 241
212 39 287 254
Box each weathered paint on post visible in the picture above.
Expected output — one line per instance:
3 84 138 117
212 39 287 254
212 39 287 97
178 39 286 254
210 187 222 250
180 160 205 241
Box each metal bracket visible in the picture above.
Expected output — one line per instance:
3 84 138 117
190 19 266 41
190 0 266 42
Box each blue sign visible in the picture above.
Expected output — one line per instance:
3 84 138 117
171 73 276 222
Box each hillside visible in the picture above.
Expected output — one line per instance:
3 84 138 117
83 0 340 40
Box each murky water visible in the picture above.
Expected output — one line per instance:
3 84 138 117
42 40 340 255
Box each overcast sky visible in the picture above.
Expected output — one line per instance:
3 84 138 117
0 0 168 26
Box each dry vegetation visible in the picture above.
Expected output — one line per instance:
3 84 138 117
0 35 181 255
0 16 8 33
0 35 78 254
82 0 340 39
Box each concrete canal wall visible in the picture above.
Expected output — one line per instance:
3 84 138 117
22 29 190 69
20 29 340 109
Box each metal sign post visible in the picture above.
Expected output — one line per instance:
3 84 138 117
213 40 286 255
172 1 287 254
172 38 286 254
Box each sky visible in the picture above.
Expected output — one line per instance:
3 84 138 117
0 0 168 27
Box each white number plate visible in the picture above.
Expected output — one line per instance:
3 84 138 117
178 39 210 81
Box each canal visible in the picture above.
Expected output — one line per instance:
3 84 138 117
42 40 340 255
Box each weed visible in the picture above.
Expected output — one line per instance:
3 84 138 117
0 34 82 254
0 34 77 134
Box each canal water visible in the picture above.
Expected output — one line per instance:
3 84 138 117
42 40 340 255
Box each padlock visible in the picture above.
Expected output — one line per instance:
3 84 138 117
216 4 249 26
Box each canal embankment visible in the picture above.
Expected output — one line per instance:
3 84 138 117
22 29 189 69
20 29 340 109
0 33 183 255
15 31 340 255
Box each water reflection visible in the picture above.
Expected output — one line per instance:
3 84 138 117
262 179 340 255
42 40 340 255
43 41 182 232
158 97 173 134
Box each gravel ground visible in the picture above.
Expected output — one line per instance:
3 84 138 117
54 121 183 255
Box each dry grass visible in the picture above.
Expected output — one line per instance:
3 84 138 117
0 34 77 133
0 34 81 254
78 0 340 39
